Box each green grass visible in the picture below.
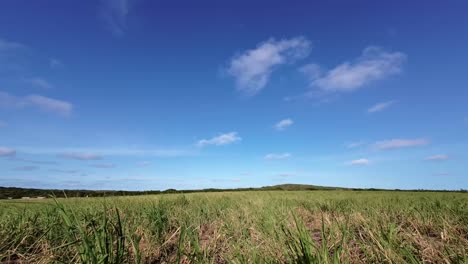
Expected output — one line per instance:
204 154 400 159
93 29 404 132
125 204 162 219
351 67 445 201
0 191 467 263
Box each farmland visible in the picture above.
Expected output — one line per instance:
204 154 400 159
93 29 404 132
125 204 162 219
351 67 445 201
0 190 467 263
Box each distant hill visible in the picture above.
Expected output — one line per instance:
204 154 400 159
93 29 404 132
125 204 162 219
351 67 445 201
0 184 464 199
259 184 342 191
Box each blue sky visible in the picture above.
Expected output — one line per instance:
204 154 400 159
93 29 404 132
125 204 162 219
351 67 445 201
0 0 467 190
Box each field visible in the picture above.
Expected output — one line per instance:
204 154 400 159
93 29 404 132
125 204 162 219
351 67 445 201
0 190 467 263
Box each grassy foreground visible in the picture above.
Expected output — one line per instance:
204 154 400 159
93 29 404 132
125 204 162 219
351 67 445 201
0 191 467 263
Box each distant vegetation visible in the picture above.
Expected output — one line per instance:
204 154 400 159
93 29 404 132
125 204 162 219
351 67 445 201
0 184 337 199
0 190 467 263
1 184 465 200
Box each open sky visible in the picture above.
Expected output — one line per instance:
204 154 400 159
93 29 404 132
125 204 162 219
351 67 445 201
0 1 467 191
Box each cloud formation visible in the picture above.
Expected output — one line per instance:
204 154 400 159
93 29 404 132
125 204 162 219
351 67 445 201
264 153 291 160
49 169 79 174
0 38 25 51
25 77 54 89
0 91 73 116
99 0 135 36
274 118 294 130
227 37 311 96
0 38 28 72
368 100 395 113
302 46 406 93
11 157 58 165
346 141 366 149
424 154 449 161
347 158 370 166
373 138 429 150
197 132 241 147
0 147 16 157
92 163 116 168
59 152 103 160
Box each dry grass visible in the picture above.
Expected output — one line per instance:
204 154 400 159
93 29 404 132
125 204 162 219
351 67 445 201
0 191 467 263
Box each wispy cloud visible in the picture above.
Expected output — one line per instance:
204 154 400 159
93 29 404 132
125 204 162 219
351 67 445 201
91 163 116 168
49 169 79 174
49 58 63 69
424 154 449 161
301 46 406 93
0 91 73 116
264 153 291 160
99 0 135 36
274 118 294 130
0 147 16 157
25 77 54 89
9 157 58 165
0 38 26 51
278 172 296 177
59 152 103 161
373 138 429 150
17 147 194 158
13 165 39 171
227 37 311 96
345 141 366 149
0 38 28 72
197 132 241 147
347 158 370 166
368 100 395 113
137 161 152 167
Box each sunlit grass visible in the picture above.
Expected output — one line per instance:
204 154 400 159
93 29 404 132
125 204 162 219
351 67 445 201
0 191 467 263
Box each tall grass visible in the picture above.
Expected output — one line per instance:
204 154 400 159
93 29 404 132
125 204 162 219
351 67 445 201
0 191 466 263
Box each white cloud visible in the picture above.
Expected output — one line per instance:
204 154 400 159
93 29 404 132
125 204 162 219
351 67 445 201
227 37 311 96
0 91 72 116
347 158 370 166
25 77 54 89
264 153 291 160
424 154 449 161
99 0 135 36
346 141 366 149
373 138 429 150
197 132 241 147
274 118 294 130
0 147 16 157
26 95 72 115
92 163 116 168
302 46 406 93
368 100 395 113
59 152 103 160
